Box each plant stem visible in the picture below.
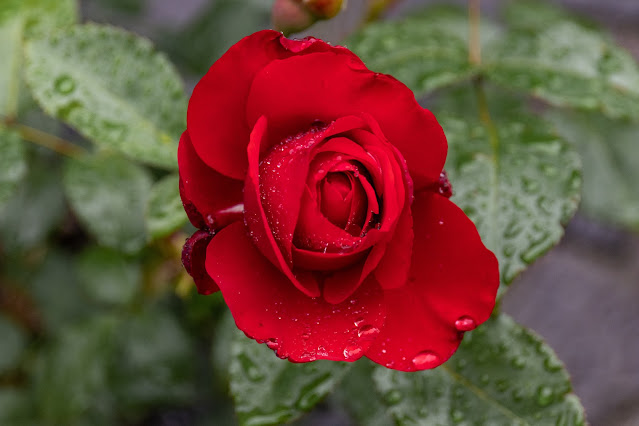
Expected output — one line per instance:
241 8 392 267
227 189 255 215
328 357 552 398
366 0 401 22
2 116 86 159
468 0 481 65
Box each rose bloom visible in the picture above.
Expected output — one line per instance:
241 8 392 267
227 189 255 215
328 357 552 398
179 30 499 372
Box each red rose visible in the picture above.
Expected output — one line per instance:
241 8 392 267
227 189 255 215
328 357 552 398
179 30 499 371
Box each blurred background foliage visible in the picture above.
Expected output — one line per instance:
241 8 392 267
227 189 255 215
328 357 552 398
0 0 638 425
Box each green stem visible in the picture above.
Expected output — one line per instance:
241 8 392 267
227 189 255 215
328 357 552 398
2 116 86 159
366 0 401 22
468 0 481 65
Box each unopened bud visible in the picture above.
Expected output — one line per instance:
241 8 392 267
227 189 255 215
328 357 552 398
302 0 345 19
272 0 317 36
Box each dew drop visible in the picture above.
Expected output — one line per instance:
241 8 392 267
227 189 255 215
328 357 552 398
544 356 563 372
384 389 402 405
358 325 380 339
537 386 554 407
353 317 365 327
54 75 76 95
451 409 464 423
411 351 440 369
511 356 526 369
454 316 477 332
265 338 279 350
343 345 363 359
495 379 509 392
512 389 524 402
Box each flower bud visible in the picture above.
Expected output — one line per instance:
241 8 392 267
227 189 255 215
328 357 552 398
272 0 317 36
302 0 345 19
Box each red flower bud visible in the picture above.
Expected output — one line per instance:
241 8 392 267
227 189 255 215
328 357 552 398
272 0 317 35
302 0 345 19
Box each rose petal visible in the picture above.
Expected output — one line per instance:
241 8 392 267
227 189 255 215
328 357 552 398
246 52 447 188
187 30 361 179
374 204 414 289
182 230 218 295
365 192 499 371
244 116 321 297
178 131 244 230
206 221 387 362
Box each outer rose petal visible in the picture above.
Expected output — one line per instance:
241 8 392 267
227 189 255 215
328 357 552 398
373 204 414 289
365 192 499 371
187 30 362 179
206 222 387 362
246 52 447 188
178 131 244 230
182 230 219 295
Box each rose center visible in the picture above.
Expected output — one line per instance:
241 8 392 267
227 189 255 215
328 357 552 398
319 172 364 231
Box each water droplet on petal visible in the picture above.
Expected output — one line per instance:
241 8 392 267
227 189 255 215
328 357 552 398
353 317 365 327
358 324 380 339
411 351 440 369
265 338 279 350
455 316 477 332
343 345 363 359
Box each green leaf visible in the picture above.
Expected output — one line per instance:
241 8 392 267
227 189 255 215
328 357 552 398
545 110 639 231
0 126 27 210
372 314 586 425
346 5 500 97
75 246 141 306
336 359 394 426
502 0 596 32
146 173 188 239
441 106 581 293
0 0 77 117
161 0 272 74
0 389 32 425
230 329 351 426
28 250 94 332
112 306 196 411
24 24 186 169
484 21 639 120
32 315 119 425
0 314 27 373
0 158 66 252
63 154 152 253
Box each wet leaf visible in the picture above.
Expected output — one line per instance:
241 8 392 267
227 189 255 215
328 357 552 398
229 328 351 426
372 314 586 425
32 315 119 425
0 126 27 210
0 314 27 373
0 159 66 252
146 173 188 239
24 24 186 169
0 0 77 116
75 246 141 306
485 20 639 121
161 0 272 74
502 0 597 32
441 101 581 294
347 5 500 97
335 359 393 426
28 250 93 332
63 154 152 253
546 110 639 231
113 306 196 411
0 389 32 425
